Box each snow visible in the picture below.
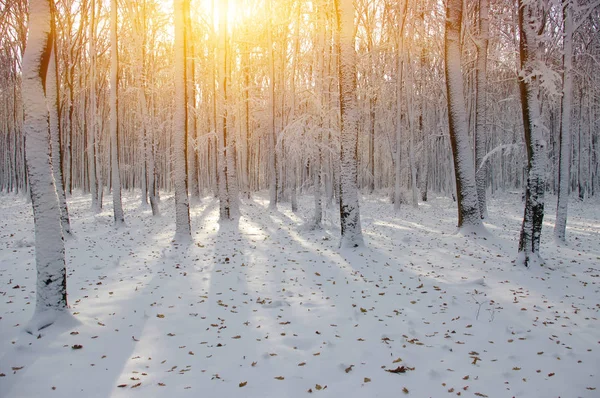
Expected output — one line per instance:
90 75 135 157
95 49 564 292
1 191 599 397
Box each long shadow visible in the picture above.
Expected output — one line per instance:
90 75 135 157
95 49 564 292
0 192 210 397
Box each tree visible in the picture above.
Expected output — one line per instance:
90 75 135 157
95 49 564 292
173 0 191 240
444 0 482 229
475 0 490 219
268 0 278 210
88 0 101 212
110 0 124 226
336 0 364 248
517 0 547 266
48 2 71 237
23 0 68 329
393 0 408 211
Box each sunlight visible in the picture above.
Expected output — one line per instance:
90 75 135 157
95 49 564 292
197 0 247 33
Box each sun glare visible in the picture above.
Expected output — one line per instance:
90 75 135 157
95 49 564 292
198 0 248 33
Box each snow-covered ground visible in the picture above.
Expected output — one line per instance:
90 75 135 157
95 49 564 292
1 191 598 398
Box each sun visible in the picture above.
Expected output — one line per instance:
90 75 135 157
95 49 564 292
197 0 249 33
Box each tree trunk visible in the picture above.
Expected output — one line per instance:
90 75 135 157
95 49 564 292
48 7 71 237
555 0 573 242
268 0 278 210
217 0 231 220
444 0 482 229
110 0 124 226
23 0 68 328
393 0 408 211
336 0 363 248
173 0 191 240
517 0 546 266
475 0 490 219
88 0 99 212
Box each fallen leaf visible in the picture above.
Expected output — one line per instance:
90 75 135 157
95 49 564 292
274 376 285 380
364 378 371 383
385 366 413 374
157 314 165 318
72 344 83 350
239 381 247 387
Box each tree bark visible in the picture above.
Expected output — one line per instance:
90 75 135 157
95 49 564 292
173 0 191 240
475 0 490 219
444 0 482 229
48 5 71 237
336 0 364 248
555 0 573 242
23 0 68 327
110 0 124 226
517 0 546 266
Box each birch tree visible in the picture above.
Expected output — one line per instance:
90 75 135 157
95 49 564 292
23 0 68 329
444 0 482 229
336 0 364 248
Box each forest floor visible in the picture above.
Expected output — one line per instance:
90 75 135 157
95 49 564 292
0 190 599 398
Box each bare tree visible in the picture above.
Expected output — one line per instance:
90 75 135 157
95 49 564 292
475 0 490 219
48 2 71 236
444 0 482 229
336 0 364 247
173 0 191 240
23 0 68 330
110 0 124 226
517 0 547 266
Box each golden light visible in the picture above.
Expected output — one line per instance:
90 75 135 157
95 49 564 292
197 0 248 33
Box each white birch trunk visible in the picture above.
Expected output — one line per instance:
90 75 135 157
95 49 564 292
23 0 68 328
